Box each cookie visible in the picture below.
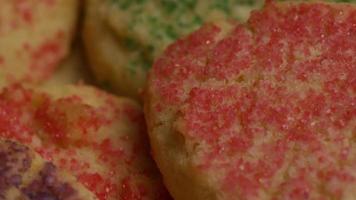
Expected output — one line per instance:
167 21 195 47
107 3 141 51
145 1 356 199
0 84 170 200
0 139 96 200
83 0 263 99
0 0 79 88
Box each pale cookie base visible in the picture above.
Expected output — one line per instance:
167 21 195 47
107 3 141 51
0 0 79 88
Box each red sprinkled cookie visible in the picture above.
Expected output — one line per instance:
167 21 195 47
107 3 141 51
0 0 78 88
0 84 170 200
145 2 356 200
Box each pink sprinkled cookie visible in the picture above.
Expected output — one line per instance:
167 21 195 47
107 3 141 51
145 2 356 200
0 84 170 200
0 0 78 87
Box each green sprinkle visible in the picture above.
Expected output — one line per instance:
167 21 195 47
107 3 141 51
111 0 147 9
161 0 177 13
141 58 152 71
192 15 203 26
181 0 197 10
235 0 257 6
212 0 231 14
165 25 179 40
123 37 139 50
127 55 152 72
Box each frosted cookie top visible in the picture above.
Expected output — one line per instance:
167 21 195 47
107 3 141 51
0 84 170 200
146 1 356 199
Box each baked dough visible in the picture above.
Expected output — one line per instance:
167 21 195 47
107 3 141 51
0 0 78 88
145 1 356 199
0 139 96 200
83 0 263 99
0 84 170 200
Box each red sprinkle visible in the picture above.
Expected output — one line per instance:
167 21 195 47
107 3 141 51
0 56 4 65
0 85 170 200
150 2 356 199
15 0 33 24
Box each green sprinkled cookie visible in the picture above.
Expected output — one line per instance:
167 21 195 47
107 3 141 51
83 0 263 99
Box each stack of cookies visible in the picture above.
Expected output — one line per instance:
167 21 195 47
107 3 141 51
0 0 355 200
